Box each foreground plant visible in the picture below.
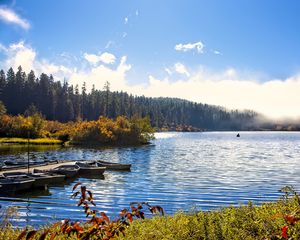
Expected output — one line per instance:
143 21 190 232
12 185 300 240
17 182 164 240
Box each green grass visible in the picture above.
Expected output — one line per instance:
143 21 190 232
1 193 300 239
0 137 63 145
118 197 300 240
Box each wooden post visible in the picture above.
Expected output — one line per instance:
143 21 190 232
27 132 30 174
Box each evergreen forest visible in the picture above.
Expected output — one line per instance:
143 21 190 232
0 66 260 131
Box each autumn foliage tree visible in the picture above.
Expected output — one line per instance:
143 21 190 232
70 116 154 145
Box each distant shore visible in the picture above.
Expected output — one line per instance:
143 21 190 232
0 137 63 145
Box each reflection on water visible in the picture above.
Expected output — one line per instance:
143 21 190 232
1 131 300 226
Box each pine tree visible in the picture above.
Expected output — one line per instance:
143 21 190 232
0 69 6 100
103 81 110 117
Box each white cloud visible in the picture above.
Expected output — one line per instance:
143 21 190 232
175 41 204 53
0 41 72 78
0 7 30 30
69 56 131 92
135 69 300 119
135 10 139 16
1 41 300 119
84 52 116 65
4 41 36 72
124 17 128 24
83 53 99 65
174 63 190 77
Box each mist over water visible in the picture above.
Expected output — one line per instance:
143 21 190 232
1 131 300 226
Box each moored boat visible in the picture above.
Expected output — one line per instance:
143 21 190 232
3 171 64 188
75 161 106 175
50 165 79 178
4 159 44 166
0 174 35 194
96 160 131 171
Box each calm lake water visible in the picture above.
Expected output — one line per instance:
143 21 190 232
1 131 300 226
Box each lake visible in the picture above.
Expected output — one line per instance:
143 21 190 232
0 131 300 226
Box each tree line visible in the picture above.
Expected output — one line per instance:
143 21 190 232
0 66 259 130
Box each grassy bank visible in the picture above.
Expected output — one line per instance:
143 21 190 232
120 197 300 240
1 189 300 240
0 137 63 145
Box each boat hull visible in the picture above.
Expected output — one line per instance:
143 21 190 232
96 160 131 171
28 173 65 187
75 162 106 175
0 177 35 194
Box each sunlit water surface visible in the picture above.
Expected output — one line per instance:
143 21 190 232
0 132 300 226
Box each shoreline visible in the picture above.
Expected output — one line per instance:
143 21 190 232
1 192 299 239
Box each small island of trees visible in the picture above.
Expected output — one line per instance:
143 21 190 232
0 100 154 146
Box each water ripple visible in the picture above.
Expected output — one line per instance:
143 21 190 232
1 131 300 226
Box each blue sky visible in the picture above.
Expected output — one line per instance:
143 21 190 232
1 0 300 118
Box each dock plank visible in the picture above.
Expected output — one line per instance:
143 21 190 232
0 161 77 174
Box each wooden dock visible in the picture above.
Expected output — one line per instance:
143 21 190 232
0 161 77 174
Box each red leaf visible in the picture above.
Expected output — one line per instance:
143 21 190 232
39 230 50 240
71 191 80 198
131 206 137 212
87 190 93 199
126 213 133 222
119 208 128 217
81 186 87 199
100 212 110 223
49 232 57 240
26 230 37 240
149 206 164 216
72 182 81 192
137 204 143 210
282 225 288 239
134 210 144 219
284 214 299 225
77 199 84 207
60 219 70 233
17 229 27 240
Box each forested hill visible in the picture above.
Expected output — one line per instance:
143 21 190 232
0 66 259 130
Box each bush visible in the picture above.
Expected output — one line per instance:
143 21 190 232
70 115 154 145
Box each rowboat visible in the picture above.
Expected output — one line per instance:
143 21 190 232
50 165 79 178
4 159 44 166
1 162 48 171
96 160 131 171
0 175 35 194
3 171 65 188
75 162 106 175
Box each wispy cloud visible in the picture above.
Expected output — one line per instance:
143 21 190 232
165 67 172 75
84 52 116 65
0 43 7 52
174 63 190 77
105 41 113 49
0 6 30 30
213 50 222 55
124 17 128 24
175 41 204 53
